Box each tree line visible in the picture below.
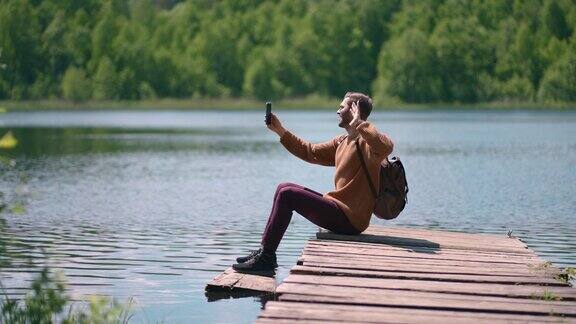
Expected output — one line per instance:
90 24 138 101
0 0 575 105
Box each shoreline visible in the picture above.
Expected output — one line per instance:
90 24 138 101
1 98 576 112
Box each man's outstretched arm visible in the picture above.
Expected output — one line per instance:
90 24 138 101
268 113 338 166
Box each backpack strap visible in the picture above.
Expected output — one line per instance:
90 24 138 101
354 139 378 198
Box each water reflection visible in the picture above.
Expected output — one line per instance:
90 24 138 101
1 110 575 323
205 290 276 303
2 127 274 157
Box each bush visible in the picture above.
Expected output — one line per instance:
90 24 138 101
61 67 91 102
1 268 67 323
499 76 535 101
1 268 133 324
538 51 576 102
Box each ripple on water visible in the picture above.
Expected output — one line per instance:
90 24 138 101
1 110 575 323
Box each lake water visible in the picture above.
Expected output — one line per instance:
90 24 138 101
1 110 575 323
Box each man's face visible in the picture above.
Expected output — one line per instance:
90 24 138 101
337 98 353 128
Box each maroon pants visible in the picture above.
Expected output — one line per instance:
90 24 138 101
261 182 360 252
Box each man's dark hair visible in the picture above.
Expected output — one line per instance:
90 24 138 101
344 91 373 120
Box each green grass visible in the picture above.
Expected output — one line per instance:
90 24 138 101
556 267 576 284
531 290 563 301
1 96 576 111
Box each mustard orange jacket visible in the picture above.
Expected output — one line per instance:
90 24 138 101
279 121 394 232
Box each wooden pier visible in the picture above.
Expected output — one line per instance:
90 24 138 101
206 267 276 294
257 225 576 323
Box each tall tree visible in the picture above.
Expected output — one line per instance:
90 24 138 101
61 66 91 102
92 56 118 100
543 0 572 40
373 29 441 103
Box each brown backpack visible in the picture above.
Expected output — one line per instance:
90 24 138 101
355 140 408 220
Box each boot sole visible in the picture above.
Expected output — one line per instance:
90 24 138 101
232 267 277 276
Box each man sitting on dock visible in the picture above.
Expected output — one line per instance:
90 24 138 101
233 92 394 272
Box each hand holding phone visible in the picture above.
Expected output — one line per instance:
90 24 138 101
265 103 286 137
266 102 272 125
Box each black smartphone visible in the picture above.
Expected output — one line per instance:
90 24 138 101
265 102 272 125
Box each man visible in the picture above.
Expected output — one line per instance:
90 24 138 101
233 92 394 272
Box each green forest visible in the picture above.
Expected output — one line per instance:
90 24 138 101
1 0 575 105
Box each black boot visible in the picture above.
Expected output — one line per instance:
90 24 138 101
232 249 277 272
235 248 262 263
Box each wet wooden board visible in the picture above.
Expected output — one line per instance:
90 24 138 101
275 283 576 316
303 244 542 265
205 267 276 293
308 239 544 260
257 301 570 323
300 250 544 268
257 225 576 323
296 255 559 277
290 264 566 285
283 274 576 300
316 228 533 254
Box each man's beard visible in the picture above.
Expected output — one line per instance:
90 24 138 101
338 115 349 128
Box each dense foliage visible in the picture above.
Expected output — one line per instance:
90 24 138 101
1 268 133 323
0 0 575 104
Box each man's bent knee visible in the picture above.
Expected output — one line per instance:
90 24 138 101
277 186 298 203
276 182 299 192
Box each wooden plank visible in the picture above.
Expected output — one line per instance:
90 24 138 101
303 245 542 265
309 239 544 261
360 233 527 251
298 253 557 275
205 267 276 293
283 274 576 300
316 231 532 254
319 226 527 249
278 293 576 319
302 249 542 268
299 259 556 278
299 253 557 274
276 283 576 316
256 225 576 323
256 319 343 324
318 227 529 249
365 226 528 248
370 225 505 237
260 301 570 323
290 265 567 286
257 319 362 324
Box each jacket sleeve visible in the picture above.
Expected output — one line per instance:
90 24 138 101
356 121 394 158
279 131 341 166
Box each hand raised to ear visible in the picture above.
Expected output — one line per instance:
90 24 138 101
349 101 362 128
